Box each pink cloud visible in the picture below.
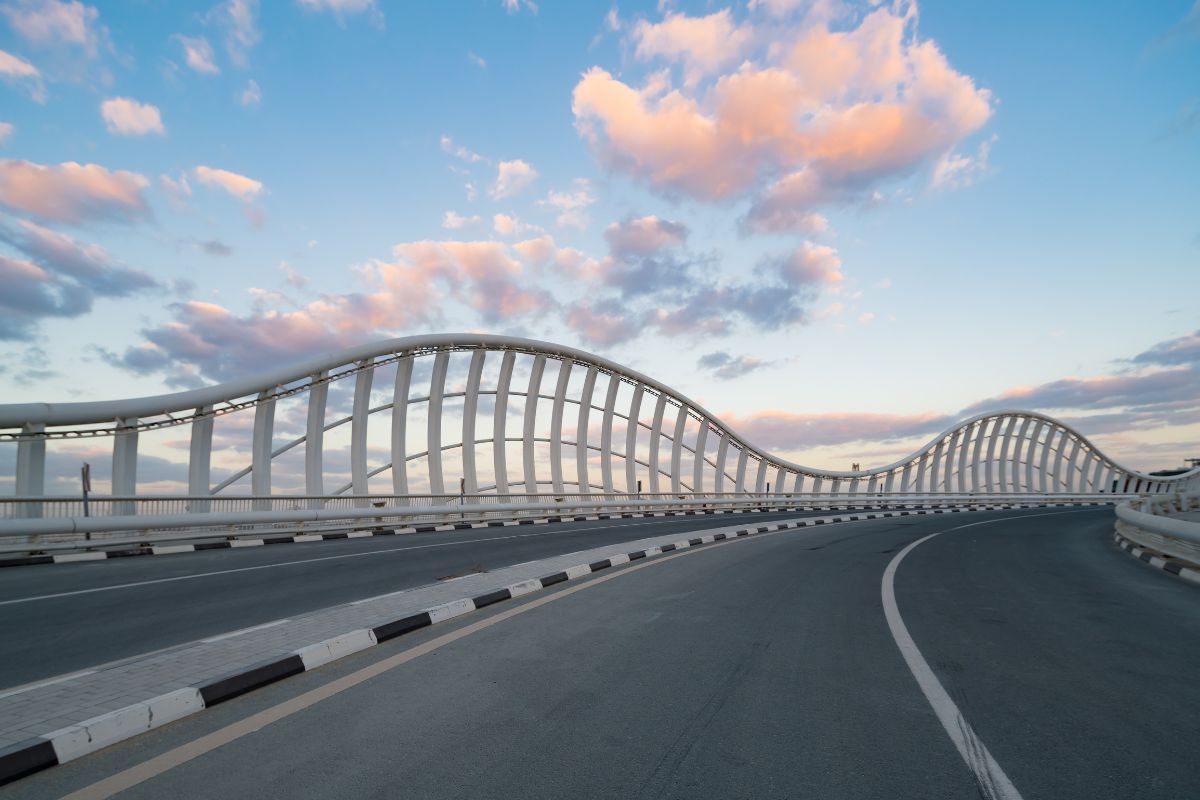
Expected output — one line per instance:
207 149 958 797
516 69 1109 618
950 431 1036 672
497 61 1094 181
603 214 688 257
0 158 150 224
119 238 554 380
100 97 166 136
574 2 994 232
632 9 754 84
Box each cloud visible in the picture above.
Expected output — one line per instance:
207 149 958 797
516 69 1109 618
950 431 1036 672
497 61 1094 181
100 97 166 136
604 214 687 257
0 122 12 144
0 48 40 78
1129 329 1200 367
296 0 384 27
159 172 191 206
0 218 159 339
467 50 486 69
564 300 638 346
0 48 46 101
279 260 308 288
0 158 150 224
116 238 554 381
539 179 596 228
721 410 956 451
960 368 1200 416
773 240 843 287
442 210 481 229
575 2 994 232
192 165 263 199
175 35 219 74
1154 0 1200 49
440 134 485 164
632 9 754 84
214 0 259 66
240 78 261 106
197 238 233 257
1 0 105 56
697 351 772 379
502 0 538 14
932 134 997 189
492 213 541 237
491 159 538 198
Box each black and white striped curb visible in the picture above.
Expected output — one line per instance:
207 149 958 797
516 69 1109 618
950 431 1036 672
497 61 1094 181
1112 531 1200 585
0 504 1023 569
0 502 1101 786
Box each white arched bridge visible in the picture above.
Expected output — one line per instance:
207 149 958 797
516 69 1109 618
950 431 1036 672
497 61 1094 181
2 334 1197 538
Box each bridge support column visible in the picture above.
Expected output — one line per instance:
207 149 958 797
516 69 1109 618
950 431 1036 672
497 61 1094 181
112 417 138 515
351 360 374 505
15 423 45 519
306 373 329 507
251 392 275 511
188 408 213 512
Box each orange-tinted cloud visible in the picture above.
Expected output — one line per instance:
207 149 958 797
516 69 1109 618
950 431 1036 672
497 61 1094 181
574 2 993 232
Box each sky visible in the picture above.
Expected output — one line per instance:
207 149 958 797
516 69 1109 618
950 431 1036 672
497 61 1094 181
0 0 1198 482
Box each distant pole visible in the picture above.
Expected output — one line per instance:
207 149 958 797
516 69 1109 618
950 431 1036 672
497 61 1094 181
81 463 92 539
460 476 466 521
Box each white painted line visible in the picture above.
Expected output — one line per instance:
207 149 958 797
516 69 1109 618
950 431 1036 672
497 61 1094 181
230 539 264 548
879 509 1093 800
292 535 323 543
0 511 844 606
0 669 98 700
608 553 630 566
201 619 290 644
346 531 374 539
882 528 1023 800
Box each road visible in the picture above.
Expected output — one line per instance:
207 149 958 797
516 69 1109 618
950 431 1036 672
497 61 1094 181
6 506 1198 800
0 509 839 688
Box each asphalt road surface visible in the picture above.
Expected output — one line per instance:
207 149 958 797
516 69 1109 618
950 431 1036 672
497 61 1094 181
0 509 839 688
7 506 1198 800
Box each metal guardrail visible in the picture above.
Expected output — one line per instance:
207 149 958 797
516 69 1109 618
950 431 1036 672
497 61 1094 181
1115 492 1200 549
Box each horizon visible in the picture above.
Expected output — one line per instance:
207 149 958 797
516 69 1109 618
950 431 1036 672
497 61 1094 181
1 0 1198 479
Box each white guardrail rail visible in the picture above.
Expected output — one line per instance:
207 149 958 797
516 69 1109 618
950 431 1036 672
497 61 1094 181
0 492 1124 554
1115 492 1200 563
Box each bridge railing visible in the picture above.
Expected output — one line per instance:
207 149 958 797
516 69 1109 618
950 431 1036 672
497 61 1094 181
0 492 1124 554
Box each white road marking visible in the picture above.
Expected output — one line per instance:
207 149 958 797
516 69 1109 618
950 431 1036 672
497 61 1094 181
0 513 803 606
200 619 290 644
881 509 1092 800
0 669 97 700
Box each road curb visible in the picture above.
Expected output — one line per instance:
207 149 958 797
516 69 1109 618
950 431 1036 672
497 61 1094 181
1112 531 1200 585
0 502 1101 786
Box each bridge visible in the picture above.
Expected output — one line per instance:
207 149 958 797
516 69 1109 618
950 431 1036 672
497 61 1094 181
2 334 1195 541
1 334 1198 798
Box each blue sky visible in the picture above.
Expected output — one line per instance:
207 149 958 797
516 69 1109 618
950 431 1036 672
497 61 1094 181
0 0 1197 473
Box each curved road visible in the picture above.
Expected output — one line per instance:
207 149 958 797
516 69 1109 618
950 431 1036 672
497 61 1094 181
0 509 837 687
5 507 1198 799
